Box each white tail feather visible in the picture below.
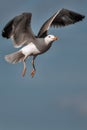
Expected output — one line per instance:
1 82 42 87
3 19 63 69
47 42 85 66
5 51 25 64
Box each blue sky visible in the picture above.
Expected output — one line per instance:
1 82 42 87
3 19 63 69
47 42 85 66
0 0 87 130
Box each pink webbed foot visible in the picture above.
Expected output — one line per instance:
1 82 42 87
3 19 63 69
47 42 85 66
31 69 36 78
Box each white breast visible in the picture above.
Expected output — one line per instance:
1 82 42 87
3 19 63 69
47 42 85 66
21 42 40 56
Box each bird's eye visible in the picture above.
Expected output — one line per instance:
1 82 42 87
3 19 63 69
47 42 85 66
49 36 51 38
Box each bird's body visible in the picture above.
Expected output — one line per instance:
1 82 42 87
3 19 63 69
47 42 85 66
21 36 53 55
21 42 40 56
2 8 85 77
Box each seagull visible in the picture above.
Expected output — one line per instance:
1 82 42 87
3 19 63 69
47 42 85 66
2 8 85 77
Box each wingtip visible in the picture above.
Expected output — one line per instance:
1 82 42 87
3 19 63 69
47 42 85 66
82 15 85 19
1 30 10 39
80 14 85 22
1 30 5 37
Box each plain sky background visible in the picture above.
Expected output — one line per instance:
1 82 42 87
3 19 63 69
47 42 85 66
0 0 87 130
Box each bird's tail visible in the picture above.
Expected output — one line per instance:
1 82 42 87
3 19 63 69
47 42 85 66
5 51 25 64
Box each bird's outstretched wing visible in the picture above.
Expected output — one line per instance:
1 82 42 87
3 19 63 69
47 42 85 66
2 13 35 48
38 8 85 38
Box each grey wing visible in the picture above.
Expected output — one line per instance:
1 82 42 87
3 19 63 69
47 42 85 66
2 12 35 48
38 8 85 38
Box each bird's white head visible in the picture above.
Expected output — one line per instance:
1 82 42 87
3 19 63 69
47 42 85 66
44 35 58 45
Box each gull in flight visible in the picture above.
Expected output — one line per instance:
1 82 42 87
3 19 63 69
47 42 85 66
2 8 85 77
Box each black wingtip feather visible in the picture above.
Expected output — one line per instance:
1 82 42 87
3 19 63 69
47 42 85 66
1 19 14 39
2 30 9 39
69 12 85 22
80 15 85 21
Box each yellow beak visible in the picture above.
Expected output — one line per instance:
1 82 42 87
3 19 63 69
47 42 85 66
53 36 58 41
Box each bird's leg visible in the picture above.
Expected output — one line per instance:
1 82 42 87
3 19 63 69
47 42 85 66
22 55 28 77
22 60 27 77
31 56 36 78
